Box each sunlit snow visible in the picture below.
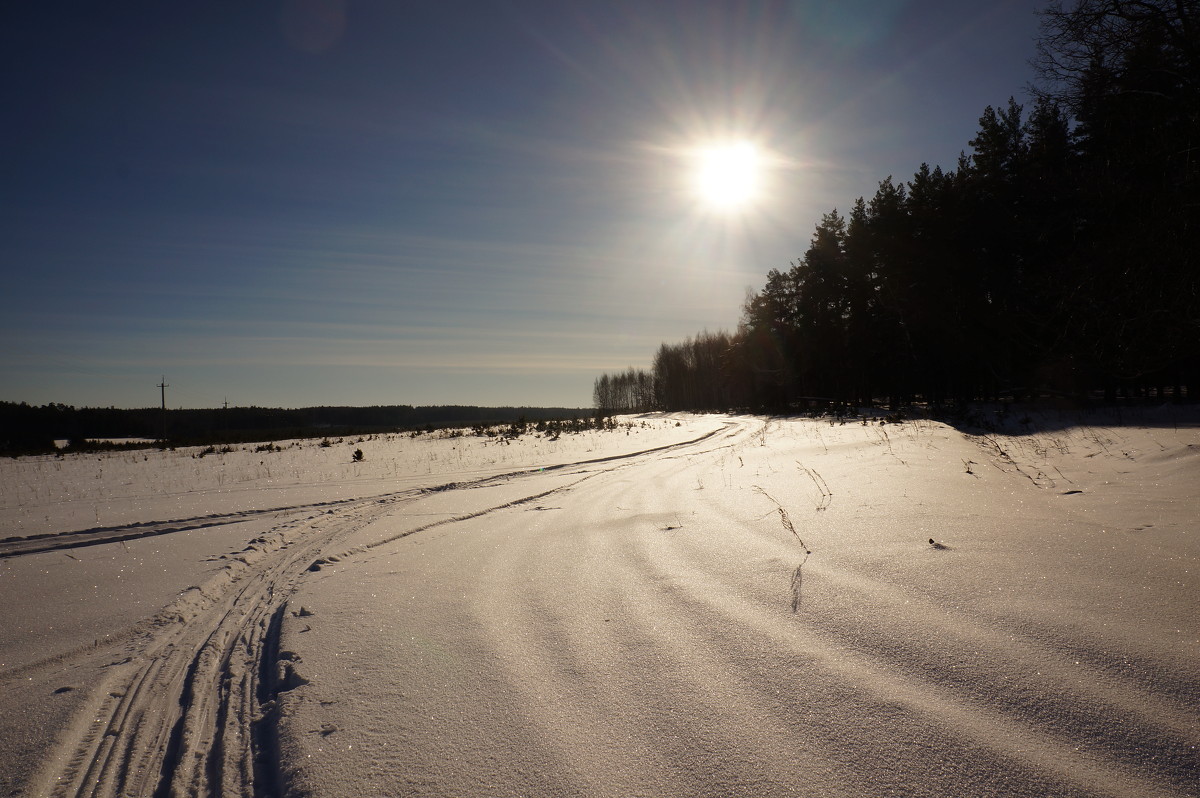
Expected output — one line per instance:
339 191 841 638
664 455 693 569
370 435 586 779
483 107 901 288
2 410 1197 797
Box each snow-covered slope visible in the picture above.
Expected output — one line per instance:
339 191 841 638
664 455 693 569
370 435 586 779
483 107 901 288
1 410 1197 797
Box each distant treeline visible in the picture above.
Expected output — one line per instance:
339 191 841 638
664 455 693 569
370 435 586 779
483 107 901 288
596 1 1199 412
0 402 589 455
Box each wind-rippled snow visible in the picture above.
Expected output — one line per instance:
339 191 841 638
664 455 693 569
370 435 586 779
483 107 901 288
1 410 1197 797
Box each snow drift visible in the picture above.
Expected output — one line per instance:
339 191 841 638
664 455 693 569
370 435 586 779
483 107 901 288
1 410 1196 797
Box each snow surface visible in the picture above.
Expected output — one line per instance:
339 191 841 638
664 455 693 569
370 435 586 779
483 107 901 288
1 410 1197 797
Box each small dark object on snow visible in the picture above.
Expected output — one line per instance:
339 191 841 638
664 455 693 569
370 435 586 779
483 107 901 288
929 538 948 549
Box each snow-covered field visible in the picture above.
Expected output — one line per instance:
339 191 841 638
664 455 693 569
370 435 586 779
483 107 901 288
1 409 1197 797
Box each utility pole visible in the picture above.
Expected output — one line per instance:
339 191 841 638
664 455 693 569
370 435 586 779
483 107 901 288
158 376 169 441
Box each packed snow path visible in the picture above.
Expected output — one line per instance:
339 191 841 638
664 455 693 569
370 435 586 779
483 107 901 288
2 412 1198 796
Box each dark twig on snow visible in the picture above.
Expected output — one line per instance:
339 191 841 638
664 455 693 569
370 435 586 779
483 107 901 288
755 486 812 612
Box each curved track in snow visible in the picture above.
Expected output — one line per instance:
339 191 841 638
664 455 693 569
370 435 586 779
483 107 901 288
10 414 1199 797
20 426 733 798
278 416 1199 798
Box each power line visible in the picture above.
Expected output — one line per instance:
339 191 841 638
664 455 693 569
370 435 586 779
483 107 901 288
157 376 169 440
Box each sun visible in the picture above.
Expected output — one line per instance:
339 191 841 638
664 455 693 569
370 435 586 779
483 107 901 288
691 141 762 212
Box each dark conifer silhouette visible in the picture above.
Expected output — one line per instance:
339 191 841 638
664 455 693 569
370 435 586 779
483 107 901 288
595 0 1198 412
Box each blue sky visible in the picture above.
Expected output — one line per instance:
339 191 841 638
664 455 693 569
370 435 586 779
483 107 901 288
2 0 1047 409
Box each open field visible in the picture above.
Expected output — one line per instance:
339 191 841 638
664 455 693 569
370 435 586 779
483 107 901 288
1 409 1197 797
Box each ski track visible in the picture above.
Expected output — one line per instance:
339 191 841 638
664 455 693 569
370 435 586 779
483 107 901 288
25 500 373 797
0 500 362 560
17 426 729 797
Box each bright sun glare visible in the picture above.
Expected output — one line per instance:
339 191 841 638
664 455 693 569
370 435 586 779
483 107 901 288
692 141 762 212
